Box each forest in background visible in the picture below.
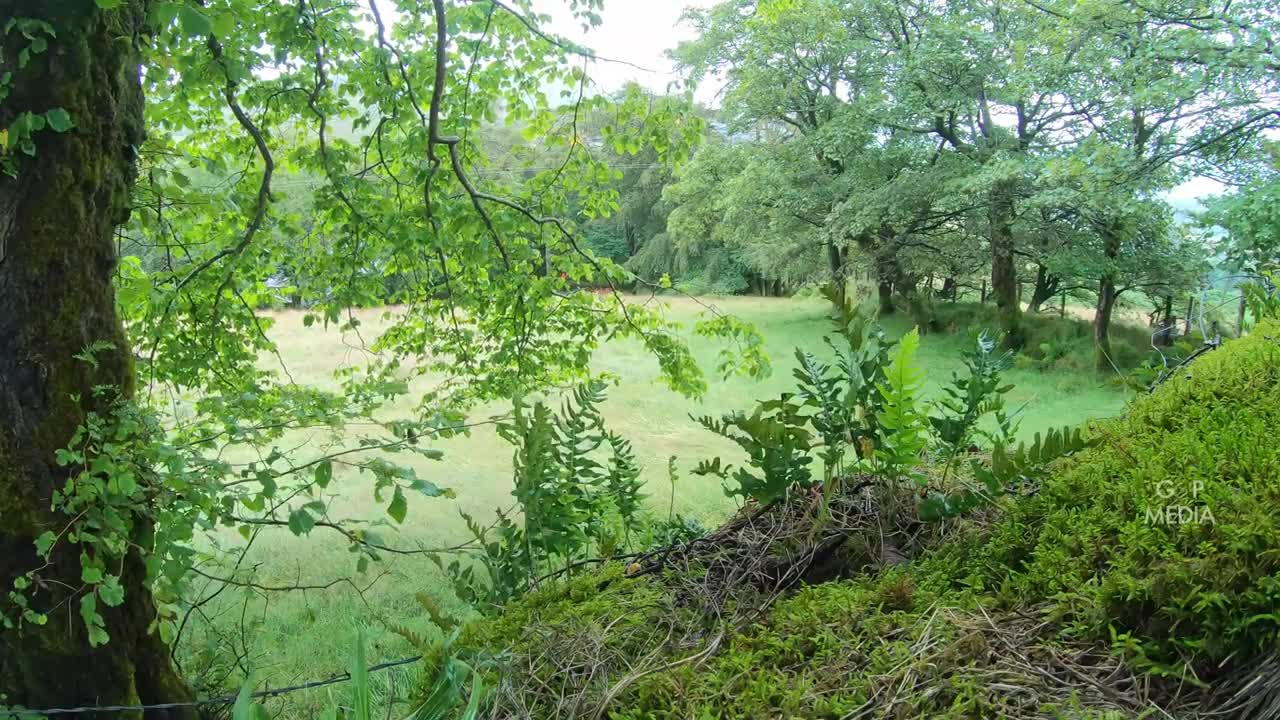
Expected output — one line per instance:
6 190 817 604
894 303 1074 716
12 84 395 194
1 0 1278 718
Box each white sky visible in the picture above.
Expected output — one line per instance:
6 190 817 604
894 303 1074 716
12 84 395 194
533 0 720 104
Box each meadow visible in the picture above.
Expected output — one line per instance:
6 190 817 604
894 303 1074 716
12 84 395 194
177 295 1133 713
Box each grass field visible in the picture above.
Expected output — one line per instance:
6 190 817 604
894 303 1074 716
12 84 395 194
177 295 1133 713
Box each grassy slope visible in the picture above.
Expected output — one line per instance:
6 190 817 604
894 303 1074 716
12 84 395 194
177 296 1132 714
460 318 1280 719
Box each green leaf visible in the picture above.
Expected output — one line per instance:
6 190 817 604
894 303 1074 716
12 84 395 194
232 674 259 720
178 6 213 35
34 531 56 557
213 12 236 37
387 487 407 524
95 0 124 7
44 108 74 132
288 508 316 536
81 565 104 584
315 458 333 489
79 594 109 646
98 576 125 607
350 628 372 720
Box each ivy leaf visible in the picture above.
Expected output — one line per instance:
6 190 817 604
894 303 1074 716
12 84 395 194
44 109 73 132
387 487 407 524
287 508 316 536
81 565 104 584
95 0 125 7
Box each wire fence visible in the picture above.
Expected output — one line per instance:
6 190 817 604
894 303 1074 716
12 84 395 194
0 655 423 718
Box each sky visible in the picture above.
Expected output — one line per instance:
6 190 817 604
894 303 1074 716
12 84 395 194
533 0 721 104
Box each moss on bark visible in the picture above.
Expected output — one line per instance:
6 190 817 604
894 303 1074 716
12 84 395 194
0 1 195 715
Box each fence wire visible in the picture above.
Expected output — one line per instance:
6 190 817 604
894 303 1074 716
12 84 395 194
0 655 422 718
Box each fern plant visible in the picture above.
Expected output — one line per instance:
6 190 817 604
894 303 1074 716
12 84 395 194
919 426 1094 520
872 328 929 485
692 395 816 503
688 286 1078 525
440 382 647 606
928 331 1017 481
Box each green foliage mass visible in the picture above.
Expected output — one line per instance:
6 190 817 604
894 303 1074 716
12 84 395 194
438 320 1280 718
944 318 1280 673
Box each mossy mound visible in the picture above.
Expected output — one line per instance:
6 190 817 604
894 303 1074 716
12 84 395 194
438 321 1280 719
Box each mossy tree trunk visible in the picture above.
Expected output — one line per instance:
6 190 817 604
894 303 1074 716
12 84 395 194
1026 263 1059 314
988 181 1024 348
0 1 195 715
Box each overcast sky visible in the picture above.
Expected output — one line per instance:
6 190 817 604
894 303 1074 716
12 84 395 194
533 0 720 103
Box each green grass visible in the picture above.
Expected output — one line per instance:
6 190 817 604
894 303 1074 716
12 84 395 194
177 295 1132 714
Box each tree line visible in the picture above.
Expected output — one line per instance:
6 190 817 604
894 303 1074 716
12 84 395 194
577 0 1279 369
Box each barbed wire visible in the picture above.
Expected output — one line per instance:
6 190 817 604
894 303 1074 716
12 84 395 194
0 655 423 718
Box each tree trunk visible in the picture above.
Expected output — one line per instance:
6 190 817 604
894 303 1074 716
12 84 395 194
0 2 195 715
989 182 1023 347
825 240 845 310
877 281 895 315
1094 276 1118 372
1154 295 1175 346
941 277 957 303
1093 226 1122 372
899 276 934 333
1026 264 1059 314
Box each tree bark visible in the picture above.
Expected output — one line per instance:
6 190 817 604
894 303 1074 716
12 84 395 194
825 239 846 310
0 2 195 715
1093 223 1126 372
988 181 1023 347
1094 276 1118 372
1026 263 1059 314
